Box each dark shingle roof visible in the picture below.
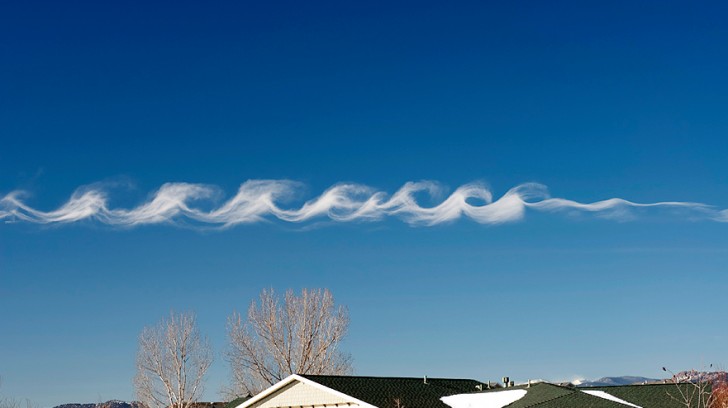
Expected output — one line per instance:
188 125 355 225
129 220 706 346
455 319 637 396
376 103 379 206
586 383 705 408
299 376 704 408
301 375 485 408
225 395 252 408
465 383 618 408
468 382 696 408
497 383 574 408
529 390 634 408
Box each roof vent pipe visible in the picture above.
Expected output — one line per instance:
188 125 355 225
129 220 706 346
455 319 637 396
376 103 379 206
502 377 509 387
424 375 428 384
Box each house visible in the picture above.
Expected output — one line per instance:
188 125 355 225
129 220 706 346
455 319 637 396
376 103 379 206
234 375 699 408
235 374 485 408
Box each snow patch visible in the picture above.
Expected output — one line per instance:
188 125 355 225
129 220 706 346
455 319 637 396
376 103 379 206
582 390 642 408
441 390 527 408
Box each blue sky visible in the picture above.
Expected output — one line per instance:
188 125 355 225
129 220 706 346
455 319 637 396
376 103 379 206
1 1 728 406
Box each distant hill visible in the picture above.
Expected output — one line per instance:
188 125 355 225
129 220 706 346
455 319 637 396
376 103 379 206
575 371 728 387
53 401 145 408
576 376 660 387
53 401 229 408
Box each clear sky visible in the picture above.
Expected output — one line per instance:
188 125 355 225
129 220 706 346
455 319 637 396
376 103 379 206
1 1 728 406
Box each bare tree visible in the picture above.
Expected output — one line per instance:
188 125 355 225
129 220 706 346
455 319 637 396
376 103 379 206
714 382 728 408
0 377 36 408
226 288 352 396
134 311 213 408
0 377 17 408
0 396 20 408
662 367 728 408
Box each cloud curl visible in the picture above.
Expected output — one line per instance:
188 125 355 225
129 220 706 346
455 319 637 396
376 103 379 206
1 180 724 228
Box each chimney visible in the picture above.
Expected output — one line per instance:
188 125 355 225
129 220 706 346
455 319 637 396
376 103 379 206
502 377 510 387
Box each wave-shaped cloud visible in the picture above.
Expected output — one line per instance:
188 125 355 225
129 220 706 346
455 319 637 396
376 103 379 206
0 180 724 228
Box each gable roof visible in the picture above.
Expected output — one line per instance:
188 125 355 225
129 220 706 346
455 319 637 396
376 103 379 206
498 383 574 408
445 382 700 408
300 375 486 408
446 382 628 408
237 374 378 408
585 383 704 408
529 390 636 408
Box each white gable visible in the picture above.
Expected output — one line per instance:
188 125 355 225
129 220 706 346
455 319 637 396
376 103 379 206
247 379 356 408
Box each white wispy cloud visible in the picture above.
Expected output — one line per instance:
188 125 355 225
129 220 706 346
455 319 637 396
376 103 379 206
0 180 725 228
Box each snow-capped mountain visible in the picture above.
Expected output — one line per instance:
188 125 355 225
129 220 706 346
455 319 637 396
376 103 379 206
576 376 660 387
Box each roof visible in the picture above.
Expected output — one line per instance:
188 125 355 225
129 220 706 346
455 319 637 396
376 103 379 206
300 375 486 408
455 382 703 408
238 375 705 408
225 395 252 408
586 383 706 408
448 383 625 408
498 383 575 408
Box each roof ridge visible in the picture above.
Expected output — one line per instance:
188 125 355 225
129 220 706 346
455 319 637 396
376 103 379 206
516 388 644 408
473 381 572 394
541 382 578 391
301 374 481 381
508 390 575 408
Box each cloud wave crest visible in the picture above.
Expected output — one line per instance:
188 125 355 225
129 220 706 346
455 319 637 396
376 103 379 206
0 180 723 228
